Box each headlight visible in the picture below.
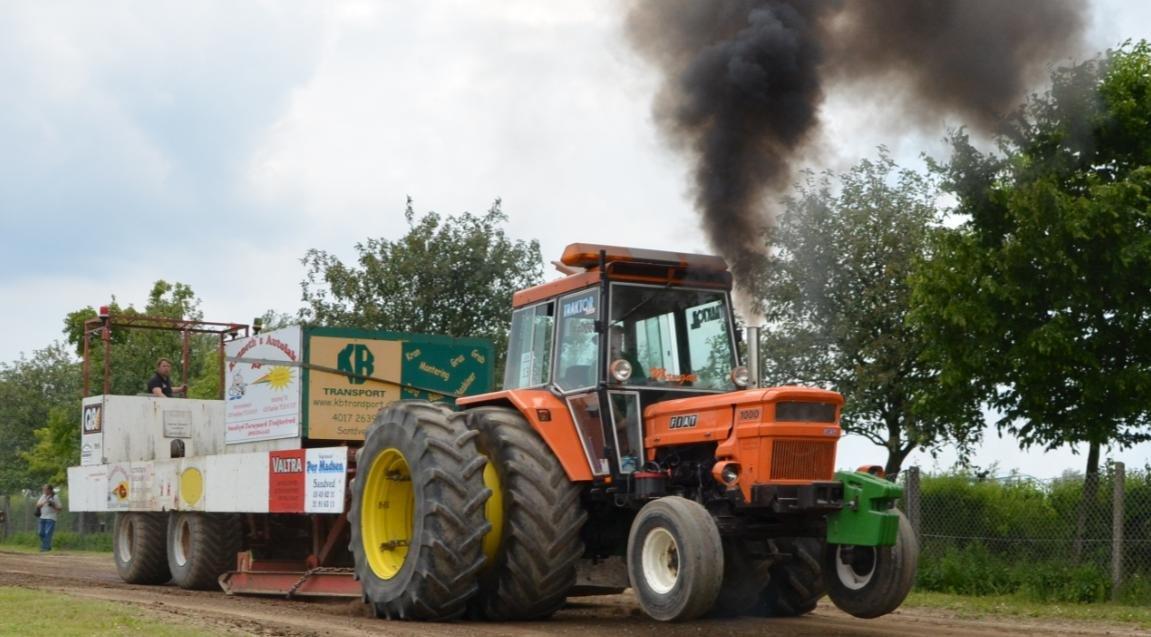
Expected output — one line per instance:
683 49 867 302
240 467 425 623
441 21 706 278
610 359 633 382
730 366 751 388
712 461 741 486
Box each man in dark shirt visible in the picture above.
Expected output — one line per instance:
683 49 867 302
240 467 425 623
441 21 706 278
148 358 187 397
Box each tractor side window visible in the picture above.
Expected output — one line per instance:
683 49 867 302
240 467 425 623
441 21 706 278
555 289 600 391
503 302 554 389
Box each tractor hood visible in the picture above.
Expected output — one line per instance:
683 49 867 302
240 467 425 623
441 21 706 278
643 386 845 502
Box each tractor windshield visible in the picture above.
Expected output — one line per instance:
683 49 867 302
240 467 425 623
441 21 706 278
608 283 737 391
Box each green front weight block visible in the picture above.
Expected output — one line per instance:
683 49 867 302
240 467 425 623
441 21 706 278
826 470 902 547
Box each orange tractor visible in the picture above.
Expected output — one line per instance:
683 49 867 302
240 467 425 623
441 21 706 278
349 243 917 622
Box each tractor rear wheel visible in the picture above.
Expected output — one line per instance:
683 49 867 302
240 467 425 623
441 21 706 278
760 537 826 617
627 497 724 622
167 512 243 590
825 511 918 618
349 401 490 620
113 512 171 585
466 407 587 621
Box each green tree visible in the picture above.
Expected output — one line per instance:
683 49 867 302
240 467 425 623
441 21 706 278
22 405 80 487
0 343 81 492
18 281 219 483
64 280 212 397
300 198 544 381
912 42 1151 555
758 151 981 474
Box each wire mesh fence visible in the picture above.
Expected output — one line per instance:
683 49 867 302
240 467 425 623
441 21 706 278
0 492 112 550
903 462 1151 604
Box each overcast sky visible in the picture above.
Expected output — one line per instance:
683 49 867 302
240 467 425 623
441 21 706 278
2 1 1149 478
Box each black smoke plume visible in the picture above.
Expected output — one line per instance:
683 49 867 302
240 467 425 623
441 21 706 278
625 0 1086 314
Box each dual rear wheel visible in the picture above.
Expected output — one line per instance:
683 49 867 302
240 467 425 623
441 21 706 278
112 510 242 590
349 402 587 621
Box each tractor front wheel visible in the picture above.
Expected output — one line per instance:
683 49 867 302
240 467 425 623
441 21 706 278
824 511 918 619
627 497 724 622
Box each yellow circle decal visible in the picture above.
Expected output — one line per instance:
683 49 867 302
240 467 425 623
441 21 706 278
180 467 204 507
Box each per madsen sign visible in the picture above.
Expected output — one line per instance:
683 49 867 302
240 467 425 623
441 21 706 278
308 458 344 473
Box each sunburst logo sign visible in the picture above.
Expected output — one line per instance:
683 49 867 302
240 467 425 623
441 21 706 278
223 325 304 444
251 366 294 390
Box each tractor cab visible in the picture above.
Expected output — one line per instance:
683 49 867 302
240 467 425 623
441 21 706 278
492 243 746 477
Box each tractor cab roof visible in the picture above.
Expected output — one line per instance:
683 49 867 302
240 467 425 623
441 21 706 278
513 243 732 308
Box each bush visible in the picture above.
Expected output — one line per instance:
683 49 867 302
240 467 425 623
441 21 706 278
917 544 1017 596
916 544 1112 603
1020 563 1110 604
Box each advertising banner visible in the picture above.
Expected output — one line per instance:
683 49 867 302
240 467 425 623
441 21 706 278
81 402 103 466
268 449 306 513
305 335 402 440
400 341 491 401
305 448 346 514
106 462 152 510
224 326 302 444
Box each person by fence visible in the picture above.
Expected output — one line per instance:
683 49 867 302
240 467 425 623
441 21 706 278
35 484 62 552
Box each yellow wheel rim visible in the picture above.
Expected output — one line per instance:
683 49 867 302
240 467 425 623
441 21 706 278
481 457 504 567
361 448 414 580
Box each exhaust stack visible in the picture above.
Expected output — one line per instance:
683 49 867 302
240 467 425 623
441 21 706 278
746 325 760 389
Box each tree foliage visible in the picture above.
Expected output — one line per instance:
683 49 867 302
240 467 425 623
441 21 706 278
300 198 543 380
758 151 981 474
911 41 1151 477
64 280 211 397
0 343 81 492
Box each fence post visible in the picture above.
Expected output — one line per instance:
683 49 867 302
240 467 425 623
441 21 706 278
905 466 921 540
25 494 34 533
1 494 8 541
1112 461 1125 601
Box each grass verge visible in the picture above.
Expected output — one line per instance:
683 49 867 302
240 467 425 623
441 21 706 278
0 586 224 636
0 531 112 552
903 591 1151 629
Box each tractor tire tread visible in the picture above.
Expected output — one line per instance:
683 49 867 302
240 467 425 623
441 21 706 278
762 537 826 617
350 400 490 621
467 407 587 621
825 511 918 619
114 512 171 585
168 513 242 590
628 496 725 621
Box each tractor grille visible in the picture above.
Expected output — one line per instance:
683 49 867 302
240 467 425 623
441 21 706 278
770 440 835 481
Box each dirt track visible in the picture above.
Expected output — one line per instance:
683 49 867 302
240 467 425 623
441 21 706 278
0 550 1141 637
